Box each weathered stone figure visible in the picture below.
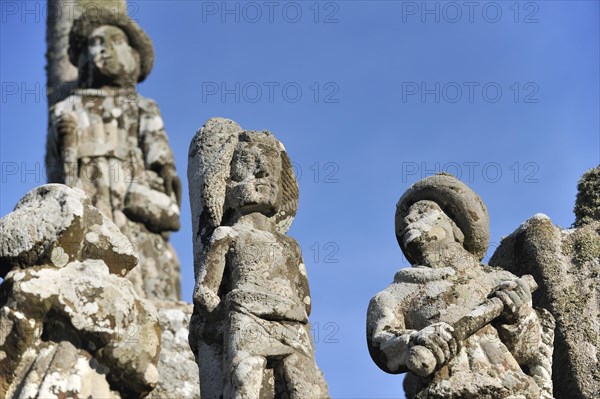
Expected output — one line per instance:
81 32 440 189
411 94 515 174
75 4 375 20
188 118 329 398
45 11 181 300
367 173 554 398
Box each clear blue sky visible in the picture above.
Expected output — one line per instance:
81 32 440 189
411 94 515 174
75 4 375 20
1 1 598 398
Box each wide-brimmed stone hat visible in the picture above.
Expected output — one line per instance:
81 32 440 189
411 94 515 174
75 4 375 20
68 9 154 82
395 173 490 261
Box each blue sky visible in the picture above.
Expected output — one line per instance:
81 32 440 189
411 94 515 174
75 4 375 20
1 1 598 398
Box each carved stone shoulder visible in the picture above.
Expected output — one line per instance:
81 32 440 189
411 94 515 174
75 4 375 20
138 96 159 114
50 93 84 117
393 266 456 284
210 225 237 244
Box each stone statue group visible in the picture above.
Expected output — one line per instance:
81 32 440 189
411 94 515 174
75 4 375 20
1 7 598 399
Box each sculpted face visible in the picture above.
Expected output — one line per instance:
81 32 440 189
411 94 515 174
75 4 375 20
86 25 140 87
226 135 282 217
401 200 464 264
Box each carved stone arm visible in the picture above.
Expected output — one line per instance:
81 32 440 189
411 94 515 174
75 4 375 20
367 289 417 374
138 98 176 170
138 98 181 206
288 238 312 317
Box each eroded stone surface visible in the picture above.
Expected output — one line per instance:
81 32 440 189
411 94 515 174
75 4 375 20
490 170 600 399
0 259 161 397
367 174 554 399
148 301 200 399
0 185 161 398
45 9 181 301
5 341 121 399
7 341 121 399
188 118 329 398
0 184 137 278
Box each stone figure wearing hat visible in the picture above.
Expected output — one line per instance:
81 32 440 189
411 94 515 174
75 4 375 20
45 11 181 301
188 118 329 399
366 173 555 398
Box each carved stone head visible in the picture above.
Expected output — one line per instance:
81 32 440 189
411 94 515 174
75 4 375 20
400 199 465 264
69 10 154 87
225 131 284 218
188 118 299 245
396 173 490 264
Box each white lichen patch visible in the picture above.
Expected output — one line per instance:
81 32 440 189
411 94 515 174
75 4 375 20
298 263 307 276
12 270 26 282
85 231 99 243
144 364 159 385
13 310 25 320
82 302 99 315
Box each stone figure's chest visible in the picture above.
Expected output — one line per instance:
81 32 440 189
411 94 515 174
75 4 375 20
407 276 492 328
228 233 299 279
77 96 140 151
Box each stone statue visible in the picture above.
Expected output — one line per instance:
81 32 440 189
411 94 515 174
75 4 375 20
366 173 555 399
0 185 160 398
187 118 329 398
490 165 600 398
45 11 182 301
